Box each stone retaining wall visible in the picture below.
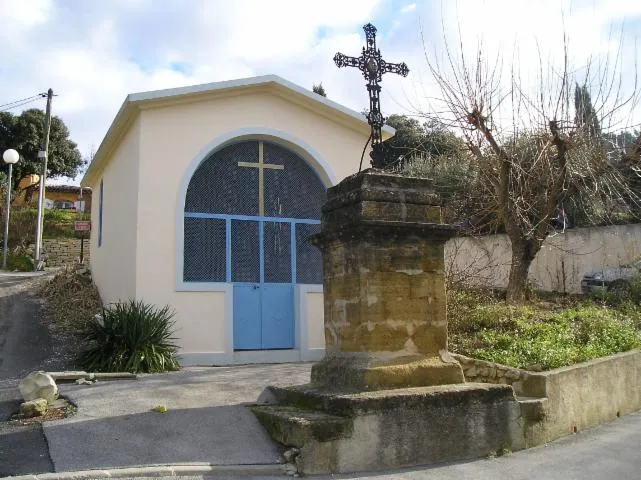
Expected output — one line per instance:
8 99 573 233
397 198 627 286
452 354 546 397
526 349 641 446
41 238 91 266
453 349 641 447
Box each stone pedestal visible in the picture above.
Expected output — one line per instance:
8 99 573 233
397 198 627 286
251 170 523 474
310 169 464 389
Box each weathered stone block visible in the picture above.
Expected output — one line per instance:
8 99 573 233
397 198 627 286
310 170 462 389
254 382 523 474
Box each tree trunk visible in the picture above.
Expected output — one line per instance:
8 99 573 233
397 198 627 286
506 237 541 302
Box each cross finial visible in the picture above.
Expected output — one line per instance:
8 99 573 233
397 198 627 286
334 23 409 169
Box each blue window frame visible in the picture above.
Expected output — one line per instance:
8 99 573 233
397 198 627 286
98 178 104 247
183 140 325 284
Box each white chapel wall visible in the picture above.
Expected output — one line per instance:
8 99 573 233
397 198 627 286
134 90 369 358
89 117 141 305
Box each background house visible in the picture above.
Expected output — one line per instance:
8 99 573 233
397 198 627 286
14 175 91 213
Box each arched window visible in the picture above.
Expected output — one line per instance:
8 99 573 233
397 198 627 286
183 140 326 285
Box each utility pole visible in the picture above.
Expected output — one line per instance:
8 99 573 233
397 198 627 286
34 88 53 270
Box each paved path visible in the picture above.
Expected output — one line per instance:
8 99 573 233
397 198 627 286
85 411 641 480
0 272 54 381
1 271 640 479
0 272 57 476
45 364 312 472
1 361 640 478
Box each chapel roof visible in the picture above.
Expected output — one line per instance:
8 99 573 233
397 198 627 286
81 75 395 186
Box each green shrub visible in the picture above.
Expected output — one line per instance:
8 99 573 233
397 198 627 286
6 207 81 247
77 300 180 373
44 209 75 223
6 252 33 271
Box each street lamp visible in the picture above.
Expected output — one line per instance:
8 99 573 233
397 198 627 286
2 149 19 270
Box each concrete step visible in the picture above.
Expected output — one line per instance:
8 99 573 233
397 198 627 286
250 405 352 448
48 371 137 382
517 396 548 421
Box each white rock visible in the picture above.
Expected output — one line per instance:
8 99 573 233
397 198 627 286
20 398 48 418
19 371 59 403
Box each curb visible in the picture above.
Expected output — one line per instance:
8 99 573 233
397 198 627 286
0 463 287 480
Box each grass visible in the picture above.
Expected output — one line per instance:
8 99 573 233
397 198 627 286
448 288 641 370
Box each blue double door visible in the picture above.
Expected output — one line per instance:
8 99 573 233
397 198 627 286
182 139 326 351
232 219 296 350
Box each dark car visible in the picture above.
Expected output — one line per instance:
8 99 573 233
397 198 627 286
581 258 641 296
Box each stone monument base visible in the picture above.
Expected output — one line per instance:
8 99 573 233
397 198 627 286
252 383 524 474
311 350 465 390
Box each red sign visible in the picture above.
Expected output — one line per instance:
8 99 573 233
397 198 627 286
74 221 91 232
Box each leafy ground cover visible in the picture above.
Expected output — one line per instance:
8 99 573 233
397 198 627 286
448 288 641 370
2 208 90 271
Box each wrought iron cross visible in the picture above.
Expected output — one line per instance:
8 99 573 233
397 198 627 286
334 23 409 169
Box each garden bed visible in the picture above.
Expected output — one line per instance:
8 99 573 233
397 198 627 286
448 288 641 371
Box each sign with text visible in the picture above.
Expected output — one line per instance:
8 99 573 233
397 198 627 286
74 221 91 232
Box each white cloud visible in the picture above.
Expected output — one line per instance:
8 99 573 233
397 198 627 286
401 4 417 14
0 0 638 185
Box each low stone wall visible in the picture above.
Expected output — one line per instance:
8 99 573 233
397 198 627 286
527 349 641 446
452 354 546 397
41 238 91 266
454 349 641 447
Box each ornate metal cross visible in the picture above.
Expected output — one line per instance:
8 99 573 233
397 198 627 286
334 23 409 169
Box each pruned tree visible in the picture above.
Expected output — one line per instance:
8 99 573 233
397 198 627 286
419 30 640 301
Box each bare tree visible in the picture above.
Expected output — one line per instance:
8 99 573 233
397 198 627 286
418 28 640 301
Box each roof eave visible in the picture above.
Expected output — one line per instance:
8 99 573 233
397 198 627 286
80 96 137 187
81 75 396 186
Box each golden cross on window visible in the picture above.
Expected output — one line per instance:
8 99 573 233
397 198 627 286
238 141 284 216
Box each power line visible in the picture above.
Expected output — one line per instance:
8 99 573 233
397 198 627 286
0 93 46 112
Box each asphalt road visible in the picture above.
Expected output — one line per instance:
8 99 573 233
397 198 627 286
0 273 55 381
117 411 641 480
0 272 56 476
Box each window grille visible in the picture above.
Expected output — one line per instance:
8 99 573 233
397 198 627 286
185 141 259 215
295 223 323 284
263 142 327 219
231 220 260 283
264 222 291 283
183 140 326 285
183 217 226 282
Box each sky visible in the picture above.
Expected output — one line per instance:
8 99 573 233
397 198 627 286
0 0 640 184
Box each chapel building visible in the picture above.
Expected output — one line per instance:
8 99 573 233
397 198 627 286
81 75 394 365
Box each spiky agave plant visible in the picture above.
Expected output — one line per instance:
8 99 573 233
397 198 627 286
78 300 180 373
